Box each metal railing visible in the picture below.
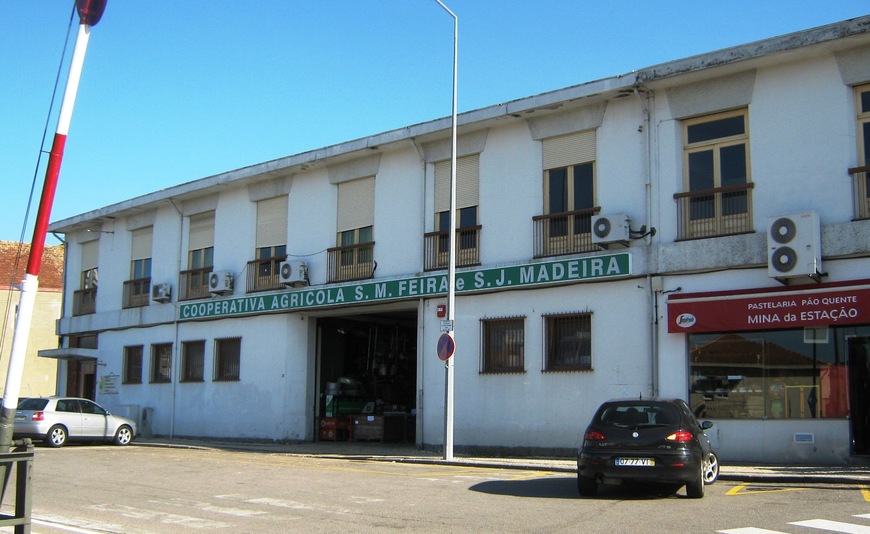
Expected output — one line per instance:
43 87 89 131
245 256 287 293
327 242 375 282
72 287 96 316
423 226 481 271
122 277 151 308
848 165 870 220
179 266 213 300
532 208 599 258
674 183 754 240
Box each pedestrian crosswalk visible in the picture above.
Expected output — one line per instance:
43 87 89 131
719 514 870 533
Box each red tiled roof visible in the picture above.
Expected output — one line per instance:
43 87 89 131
0 241 64 291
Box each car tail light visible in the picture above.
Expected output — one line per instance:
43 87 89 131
666 430 693 442
584 430 606 441
31 412 44 422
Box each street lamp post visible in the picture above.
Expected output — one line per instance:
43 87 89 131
433 0 457 462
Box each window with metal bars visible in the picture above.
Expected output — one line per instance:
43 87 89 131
481 317 525 373
215 337 241 381
123 345 143 384
181 340 205 382
544 313 592 371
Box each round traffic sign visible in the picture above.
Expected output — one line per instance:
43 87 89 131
437 333 455 361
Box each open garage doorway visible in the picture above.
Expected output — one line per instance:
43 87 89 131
316 310 417 443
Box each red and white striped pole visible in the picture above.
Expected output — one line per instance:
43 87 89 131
0 0 107 452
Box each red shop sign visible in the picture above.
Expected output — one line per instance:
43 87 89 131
667 282 870 333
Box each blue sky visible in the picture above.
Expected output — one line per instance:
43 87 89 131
2 1 868 244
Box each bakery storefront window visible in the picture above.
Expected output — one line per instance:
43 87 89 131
688 326 870 419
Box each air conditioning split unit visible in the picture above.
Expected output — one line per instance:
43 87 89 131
208 270 234 294
151 283 171 303
591 213 631 248
767 212 822 283
279 260 309 287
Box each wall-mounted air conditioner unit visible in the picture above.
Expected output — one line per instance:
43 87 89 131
279 260 309 287
591 213 631 248
208 270 234 294
151 283 171 303
767 212 822 283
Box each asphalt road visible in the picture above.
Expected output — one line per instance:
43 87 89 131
3 444 870 533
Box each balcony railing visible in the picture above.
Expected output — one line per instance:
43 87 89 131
179 266 213 300
848 165 870 220
532 208 600 258
423 226 481 271
72 287 97 316
327 242 375 282
122 277 151 309
674 183 754 240
246 255 287 293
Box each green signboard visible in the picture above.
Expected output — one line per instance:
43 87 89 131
179 252 631 320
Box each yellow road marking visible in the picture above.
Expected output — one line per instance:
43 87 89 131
860 484 870 502
726 483 809 495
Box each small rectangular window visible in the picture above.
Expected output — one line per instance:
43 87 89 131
481 317 525 373
544 313 592 371
150 343 172 383
215 337 241 381
181 340 205 382
123 345 143 384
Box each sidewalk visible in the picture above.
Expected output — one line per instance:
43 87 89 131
133 437 870 485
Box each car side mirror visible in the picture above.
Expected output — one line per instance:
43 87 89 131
700 420 714 430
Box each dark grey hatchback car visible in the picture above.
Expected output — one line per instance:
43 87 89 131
577 398 719 498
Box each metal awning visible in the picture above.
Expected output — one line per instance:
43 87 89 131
38 348 97 361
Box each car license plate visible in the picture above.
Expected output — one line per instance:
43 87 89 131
615 457 654 466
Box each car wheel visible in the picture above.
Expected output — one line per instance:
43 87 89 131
685 461 705 498
702 452 719 484
577 474 598 497
113 425 134 446
46 425 68 448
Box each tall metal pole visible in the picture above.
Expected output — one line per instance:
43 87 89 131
0 0 106 453
434 0 457 461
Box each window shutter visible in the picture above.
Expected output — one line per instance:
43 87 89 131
256 196 288 248
543 130 596 170
188 211 215 251
435 154 480 212
131 227 153 260
337 176 375 232
81 240 99 271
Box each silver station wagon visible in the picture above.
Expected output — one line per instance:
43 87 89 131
14 397 137 448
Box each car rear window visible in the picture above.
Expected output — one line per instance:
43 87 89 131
17 398 48 410
598 403 680 427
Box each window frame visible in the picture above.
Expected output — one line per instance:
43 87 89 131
543 312 593 372
123 345 143 384
150 343 173 384
181 340 206 383
215 337 241 382
480 317 526 374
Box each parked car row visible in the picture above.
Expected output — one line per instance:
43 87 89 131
14 397 137 448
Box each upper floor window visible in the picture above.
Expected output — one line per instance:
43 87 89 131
544 312 592 371
73 239 99 316
329 177 375 282
481 317 525 374
248 197 288 292
123 227 152 308
424 155 480 270
677 109 753 239
535 130 598 257
182 212 214 300
853 85 870 219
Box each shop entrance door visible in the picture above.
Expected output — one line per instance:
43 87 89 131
848 337 870 455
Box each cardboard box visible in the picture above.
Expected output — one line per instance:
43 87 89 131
351 415 383 442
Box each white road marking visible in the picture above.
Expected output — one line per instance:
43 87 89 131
717 528 787 533
90 503 229 529
790 519 870 533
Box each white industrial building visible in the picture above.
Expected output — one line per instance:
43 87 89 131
44 16 870 464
